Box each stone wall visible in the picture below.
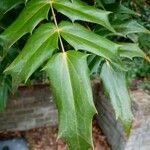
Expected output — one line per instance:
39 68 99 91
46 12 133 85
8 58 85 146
94 83 150 150
0 85 58 131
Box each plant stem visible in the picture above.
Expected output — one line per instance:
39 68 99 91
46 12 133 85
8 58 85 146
50 2 65 53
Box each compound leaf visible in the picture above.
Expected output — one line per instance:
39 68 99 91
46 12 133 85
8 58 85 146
45 51 96 150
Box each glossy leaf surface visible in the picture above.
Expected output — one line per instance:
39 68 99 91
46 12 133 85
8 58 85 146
59 22 121 63
5 23 58 85
53 0 114 32
45 51 96 150
59 21 127 70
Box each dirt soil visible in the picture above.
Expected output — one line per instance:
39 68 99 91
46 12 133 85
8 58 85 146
0 120 110 150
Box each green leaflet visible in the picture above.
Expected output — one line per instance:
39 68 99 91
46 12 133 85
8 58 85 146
59 21 125 70
0 0 50 49
118 43 146 59
5 23 58 85
100 62 133 134
59 22 119 58
53 0 114 32
0 0 26 19
45 51 96 150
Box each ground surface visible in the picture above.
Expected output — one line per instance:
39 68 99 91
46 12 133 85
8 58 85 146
0 120 110 150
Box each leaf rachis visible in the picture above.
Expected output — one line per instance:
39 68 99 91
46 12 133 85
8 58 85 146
50 1 65 53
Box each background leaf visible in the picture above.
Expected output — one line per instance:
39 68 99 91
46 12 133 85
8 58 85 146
0 0 26 19
95 20 150 38
95 0 105 9
88 55 103 76
0 47 17 111
0 76 9 111
100 62 133 134
114 20 150 36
